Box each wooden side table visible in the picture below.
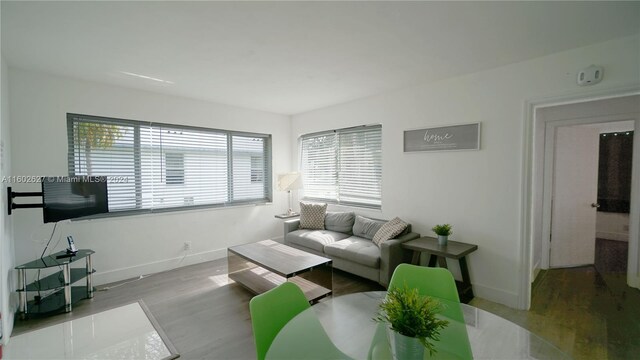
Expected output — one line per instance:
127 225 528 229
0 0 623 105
401 237 478 303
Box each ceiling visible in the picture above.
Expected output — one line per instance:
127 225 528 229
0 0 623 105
2 1 639 115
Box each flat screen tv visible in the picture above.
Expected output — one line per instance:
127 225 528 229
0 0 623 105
41 176 109 223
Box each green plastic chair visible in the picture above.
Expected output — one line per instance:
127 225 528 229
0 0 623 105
249 282 311 360
389 263 463 320
388 264 473 359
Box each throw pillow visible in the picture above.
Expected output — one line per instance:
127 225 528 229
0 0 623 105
353 215 386 240
324 212 356 234
372 217 409 247
299 202 327 230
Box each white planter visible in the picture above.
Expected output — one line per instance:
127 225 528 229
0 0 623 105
393 332 425 360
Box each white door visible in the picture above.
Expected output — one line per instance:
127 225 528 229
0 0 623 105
550 125 600 267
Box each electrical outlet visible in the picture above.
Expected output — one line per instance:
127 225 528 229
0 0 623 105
183 241 192 251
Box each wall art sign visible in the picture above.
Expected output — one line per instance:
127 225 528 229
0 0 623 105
404 122 481 152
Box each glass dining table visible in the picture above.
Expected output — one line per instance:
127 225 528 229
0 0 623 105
267 291 570 360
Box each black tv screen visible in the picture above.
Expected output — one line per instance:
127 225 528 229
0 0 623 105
41 176 109 223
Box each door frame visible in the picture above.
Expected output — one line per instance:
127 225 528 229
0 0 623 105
519 85 640 310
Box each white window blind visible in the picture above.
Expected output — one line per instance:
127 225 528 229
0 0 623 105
67 114 272 214
300 125 381 208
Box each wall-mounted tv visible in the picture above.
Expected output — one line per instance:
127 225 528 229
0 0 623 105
41 176 109 223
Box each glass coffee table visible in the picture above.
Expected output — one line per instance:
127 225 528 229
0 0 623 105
227 240 333 303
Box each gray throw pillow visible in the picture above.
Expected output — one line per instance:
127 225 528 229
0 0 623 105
325 212 355 234
373 217 409 247
352 215 386 240
299 202 327 230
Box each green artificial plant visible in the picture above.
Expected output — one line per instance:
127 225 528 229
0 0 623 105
376 285 449 355
432 224 453 236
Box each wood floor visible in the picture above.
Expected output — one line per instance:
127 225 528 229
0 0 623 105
12 259 383 359
470 239 640 360
12 243 640 360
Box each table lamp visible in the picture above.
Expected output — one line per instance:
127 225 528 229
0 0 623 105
277 172 303 215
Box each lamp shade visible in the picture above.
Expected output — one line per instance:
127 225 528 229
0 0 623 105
277 172 303 192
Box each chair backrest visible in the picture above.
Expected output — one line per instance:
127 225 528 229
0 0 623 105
388 264 462 321
249 282 311 360
388 264 472 359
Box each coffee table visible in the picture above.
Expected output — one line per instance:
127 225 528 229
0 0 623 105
227 240 333 303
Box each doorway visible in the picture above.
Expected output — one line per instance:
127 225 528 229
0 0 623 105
533 95 640 285
549 121 633 269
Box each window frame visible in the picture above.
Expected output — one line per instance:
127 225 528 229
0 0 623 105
67 113 273 217
299 124 382 209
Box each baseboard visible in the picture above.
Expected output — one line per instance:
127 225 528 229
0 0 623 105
93 248 227 286
596 231 629 242
472 282 520 309
532 259 541 282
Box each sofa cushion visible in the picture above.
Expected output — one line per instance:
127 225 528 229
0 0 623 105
373 217 409 247
299 202 327 230
324 236 381 268
325 212 355 234
285 229 351 252
352 215 386 240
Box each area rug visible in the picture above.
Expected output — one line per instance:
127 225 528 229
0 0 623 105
4 300 179 360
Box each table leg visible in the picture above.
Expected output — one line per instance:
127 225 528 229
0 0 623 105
63 264 72 312
86 254 94 298
437 256 448 269
411 251 421 265
18 268 27 318
428 254 438 267
459 256 474 299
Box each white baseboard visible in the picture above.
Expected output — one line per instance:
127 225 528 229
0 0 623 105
93 248 227 286
472 282 520 309
532 259 541 282
596 231 629 242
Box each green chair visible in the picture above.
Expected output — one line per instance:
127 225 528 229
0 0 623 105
249 282 311 360
389 263 463 320
249 282 351 360
388 263 473 359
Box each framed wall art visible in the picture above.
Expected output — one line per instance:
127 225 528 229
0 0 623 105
404 122 480 152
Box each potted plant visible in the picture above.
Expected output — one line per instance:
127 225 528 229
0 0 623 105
376 285 449 359
432 224 452 246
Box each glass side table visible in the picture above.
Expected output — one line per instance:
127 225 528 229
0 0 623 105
15 249 95 318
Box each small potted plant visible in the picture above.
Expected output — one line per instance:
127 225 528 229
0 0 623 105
432 224 452 246
376 285 449 359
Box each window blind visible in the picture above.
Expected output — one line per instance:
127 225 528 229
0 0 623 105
300 125 381 208
67 114 272 214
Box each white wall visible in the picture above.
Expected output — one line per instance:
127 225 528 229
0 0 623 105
291 34 640 308
1 55 16 342
8 68 291 286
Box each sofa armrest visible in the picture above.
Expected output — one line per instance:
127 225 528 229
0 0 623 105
283 219 301 241
379 231 420 288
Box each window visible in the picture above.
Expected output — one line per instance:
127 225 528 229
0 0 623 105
300 125 381 208
598 131 633 213
67 113 272 214
250 156 264 183
165 153 184 185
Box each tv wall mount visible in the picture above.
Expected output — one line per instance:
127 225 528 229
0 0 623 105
7 186 44 215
